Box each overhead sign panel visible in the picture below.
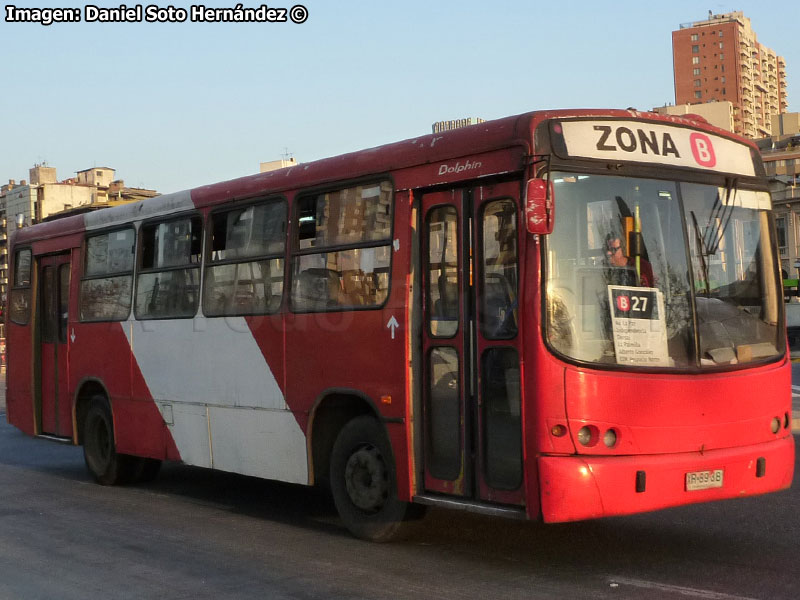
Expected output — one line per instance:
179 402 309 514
558 120 756 177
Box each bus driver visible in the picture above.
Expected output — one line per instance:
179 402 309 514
605 233 654 287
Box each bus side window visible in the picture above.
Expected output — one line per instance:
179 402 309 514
203 200 286 317
291 181 393 312
80 228 135 322
10 248 33 325
135 216 202 320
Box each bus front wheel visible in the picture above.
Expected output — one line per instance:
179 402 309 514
329 415 422 542
82 397 135 486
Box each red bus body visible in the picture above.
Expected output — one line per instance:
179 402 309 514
4 109 793 537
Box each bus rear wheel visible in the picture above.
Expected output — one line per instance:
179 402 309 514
329 416 422 542
82 397 136 486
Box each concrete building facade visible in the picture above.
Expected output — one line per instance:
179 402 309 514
772 113 800 137
260 158 297 173
753 114 800 277
29 165 57 185
672 11 787 138
76 167 115 188
2 182 39 230
653 100 736 132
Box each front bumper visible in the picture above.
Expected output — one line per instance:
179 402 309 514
538 434 795 523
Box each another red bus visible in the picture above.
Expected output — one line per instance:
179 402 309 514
5 109 794 541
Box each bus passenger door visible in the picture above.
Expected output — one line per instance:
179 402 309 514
38 254 72 438
422 190 470 496
471 183 524 506
421 183 524 506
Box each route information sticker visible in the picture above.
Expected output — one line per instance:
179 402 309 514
607 285 669 367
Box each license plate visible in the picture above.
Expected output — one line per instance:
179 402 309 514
685 469 724 491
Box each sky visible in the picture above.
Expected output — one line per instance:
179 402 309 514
1 0 798 194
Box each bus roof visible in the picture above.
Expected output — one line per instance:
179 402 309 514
12 108 757 246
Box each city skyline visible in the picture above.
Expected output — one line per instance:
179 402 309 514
1 0 798 194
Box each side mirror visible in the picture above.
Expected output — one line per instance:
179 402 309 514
525 178 555 235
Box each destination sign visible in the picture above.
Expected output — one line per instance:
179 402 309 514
608 285 670 367
558 120 756 177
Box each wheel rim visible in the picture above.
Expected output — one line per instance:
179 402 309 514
343 443 389 513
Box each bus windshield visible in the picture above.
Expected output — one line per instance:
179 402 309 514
545 172 781 369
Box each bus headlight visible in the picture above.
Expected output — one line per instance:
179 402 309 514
577 426 596 446
603 429 618 448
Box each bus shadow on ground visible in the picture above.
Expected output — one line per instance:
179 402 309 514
142 461 344 534
146 458 783 578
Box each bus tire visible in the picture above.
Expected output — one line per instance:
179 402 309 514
82 396 135 486
329 415 422 542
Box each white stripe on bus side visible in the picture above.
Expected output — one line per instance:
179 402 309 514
124 316 309 485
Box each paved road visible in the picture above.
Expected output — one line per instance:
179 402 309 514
0 416 798 600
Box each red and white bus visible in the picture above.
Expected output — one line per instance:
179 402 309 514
5 109 794 541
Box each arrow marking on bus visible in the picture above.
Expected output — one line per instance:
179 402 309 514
386 316 399 339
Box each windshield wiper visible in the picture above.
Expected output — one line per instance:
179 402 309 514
691 211 712 297
704 177 739 254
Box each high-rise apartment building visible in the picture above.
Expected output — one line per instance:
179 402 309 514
672 11 787 138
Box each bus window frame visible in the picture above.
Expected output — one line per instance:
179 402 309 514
9 246 33 326
79 225 136 323
202 195 289 318
289 177 396 314
134 211 204 321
